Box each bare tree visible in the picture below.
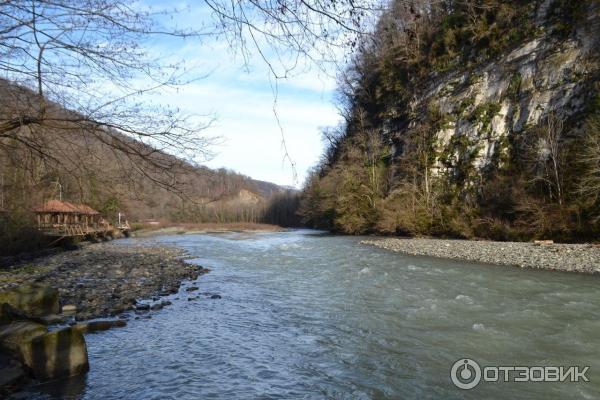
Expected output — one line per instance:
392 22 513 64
527 113 567 206
579 115 600 202
1 1 388 191
204 1 384 77
0 0 217 194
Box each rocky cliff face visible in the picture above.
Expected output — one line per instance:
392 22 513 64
300 0 600 239
393 1 600 180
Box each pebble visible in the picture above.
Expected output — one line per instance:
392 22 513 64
0 242 209 321
362 238 600 274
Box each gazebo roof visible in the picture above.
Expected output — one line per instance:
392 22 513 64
74 204 100 215
33 200 100 215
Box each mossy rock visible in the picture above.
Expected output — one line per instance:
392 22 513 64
0 320 47 357
0 285 59 318
22 327 89 381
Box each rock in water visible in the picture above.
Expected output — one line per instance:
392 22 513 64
210 294 222 299
72 320 127 334
0 321 47 357
0 285 59 317
23 327 89 380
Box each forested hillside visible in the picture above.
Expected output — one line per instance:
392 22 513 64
0 80 290 253
300 0 600 241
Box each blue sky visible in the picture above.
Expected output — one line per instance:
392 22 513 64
146 2 344 187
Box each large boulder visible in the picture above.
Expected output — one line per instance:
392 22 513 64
22 327 89 380
0 321 47 357
0 285 60 318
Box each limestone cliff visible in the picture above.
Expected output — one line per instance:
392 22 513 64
392 1 600 181
300 0 600 239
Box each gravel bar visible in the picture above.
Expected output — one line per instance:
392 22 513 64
0 240 207 320
362 238 600 274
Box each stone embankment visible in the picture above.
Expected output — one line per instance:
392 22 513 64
362 238 600 274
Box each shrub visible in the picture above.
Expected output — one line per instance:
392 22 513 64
0 211 50 257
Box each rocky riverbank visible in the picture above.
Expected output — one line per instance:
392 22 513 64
0 240 207 320
0 239 207 395
362 238 600 274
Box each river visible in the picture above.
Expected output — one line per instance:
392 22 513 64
18 230 600 399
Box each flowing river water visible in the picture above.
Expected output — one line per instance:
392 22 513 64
17 230 600 399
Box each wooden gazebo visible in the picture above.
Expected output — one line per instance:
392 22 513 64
33 200 108 236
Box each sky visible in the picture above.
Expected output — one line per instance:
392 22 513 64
146 2 345 188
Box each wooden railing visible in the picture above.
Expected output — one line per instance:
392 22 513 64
37 222 112 237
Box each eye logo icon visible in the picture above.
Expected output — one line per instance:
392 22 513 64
451 358 482 390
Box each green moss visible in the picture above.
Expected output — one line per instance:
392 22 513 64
469 102 502 135
457 98 475 116
507 73 522 99
467 73 483 86
437 133 483 189
428 103 457 130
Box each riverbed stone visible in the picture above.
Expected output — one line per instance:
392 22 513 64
135 303 150 311
0 242 209 321
362 238 600 274
61 304 77 313
0 285 59 317
72 320 127 334
22 327 89 380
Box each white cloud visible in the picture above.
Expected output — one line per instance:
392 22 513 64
137 1 344 187
155 62 341 187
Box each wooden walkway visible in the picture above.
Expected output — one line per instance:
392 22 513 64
38 223 128 238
